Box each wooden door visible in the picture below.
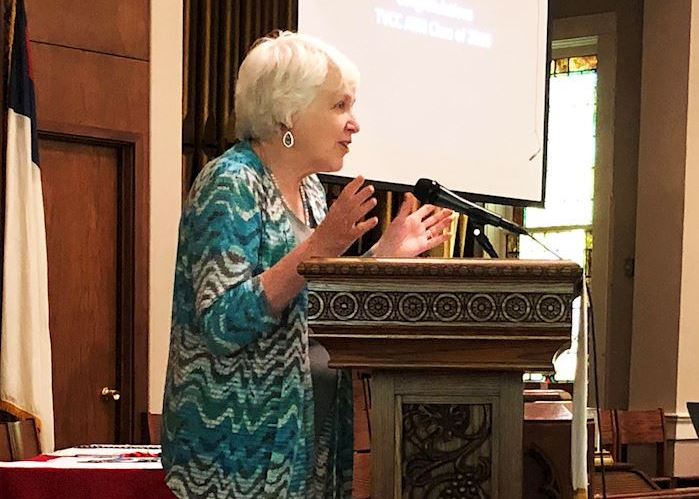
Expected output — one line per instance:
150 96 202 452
24 0 150 447
41 140 120 448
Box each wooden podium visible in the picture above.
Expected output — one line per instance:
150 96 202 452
298 258 582 499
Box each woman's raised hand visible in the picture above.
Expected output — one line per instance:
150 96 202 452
309 176 379 257
371 192 453 258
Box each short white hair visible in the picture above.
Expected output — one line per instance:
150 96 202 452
234 31 359 141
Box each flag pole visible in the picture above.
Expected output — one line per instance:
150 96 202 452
572 273 589 497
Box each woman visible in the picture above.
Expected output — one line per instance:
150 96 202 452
161 31 452 498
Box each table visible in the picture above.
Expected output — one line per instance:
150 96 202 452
0 445 176 499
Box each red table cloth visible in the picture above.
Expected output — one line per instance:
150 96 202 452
0 446 176 499
0 467 176 499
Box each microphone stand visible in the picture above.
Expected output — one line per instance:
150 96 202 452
472 223 499 258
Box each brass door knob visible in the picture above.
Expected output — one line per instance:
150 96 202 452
100 387 121 401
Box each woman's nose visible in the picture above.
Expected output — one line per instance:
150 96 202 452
347 116 360 134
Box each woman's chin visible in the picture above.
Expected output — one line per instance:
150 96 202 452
318 160 344 175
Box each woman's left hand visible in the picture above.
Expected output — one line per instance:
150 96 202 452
371 192 454 258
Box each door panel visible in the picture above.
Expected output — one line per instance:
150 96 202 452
41 139 119 448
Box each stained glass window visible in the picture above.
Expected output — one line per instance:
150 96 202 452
521 55 598 381
521 56 597 269
550 55 598 76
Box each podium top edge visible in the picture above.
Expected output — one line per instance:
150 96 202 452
297 257 583 281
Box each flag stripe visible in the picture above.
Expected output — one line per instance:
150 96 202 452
1 0 54 453
8 0 39 165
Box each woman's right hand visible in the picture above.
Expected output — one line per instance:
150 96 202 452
309 176 378 257
262 177 377 314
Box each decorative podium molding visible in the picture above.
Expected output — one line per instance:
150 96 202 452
299 258 581 373
309 289 571 326
298 257 582 498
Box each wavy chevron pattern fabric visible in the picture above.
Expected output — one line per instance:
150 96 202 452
162 141 353 498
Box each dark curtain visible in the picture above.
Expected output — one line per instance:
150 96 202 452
182 0 297 191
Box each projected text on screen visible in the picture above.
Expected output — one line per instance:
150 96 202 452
374 1 492 48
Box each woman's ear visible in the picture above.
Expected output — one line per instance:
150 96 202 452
280 117 294 133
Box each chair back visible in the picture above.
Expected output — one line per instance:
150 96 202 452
148 413 162 445
599 408 619 460
0 423 12 461
688 402 699 437
7 419 41 460
616 408 665 477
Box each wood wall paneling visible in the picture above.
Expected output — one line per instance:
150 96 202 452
6 0 152 445
25 0 149 60
30 43 148 134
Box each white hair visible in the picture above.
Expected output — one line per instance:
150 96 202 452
234 31 360 141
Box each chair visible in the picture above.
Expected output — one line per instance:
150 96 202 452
0 423 12 461
599 408 619 461
594 487 699 498
148 413 162 445
687 402 699 437
7 419 40 460
591 462 661 495
616 408 671 488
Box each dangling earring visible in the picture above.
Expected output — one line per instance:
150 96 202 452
282 130 295 148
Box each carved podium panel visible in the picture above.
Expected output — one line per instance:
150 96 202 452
298 258 582 499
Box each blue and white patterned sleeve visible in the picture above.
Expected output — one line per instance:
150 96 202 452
187 165 280 356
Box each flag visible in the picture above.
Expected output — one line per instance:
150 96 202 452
0 0 54 452
571 276 589 497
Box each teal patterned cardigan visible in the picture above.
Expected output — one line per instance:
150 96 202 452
161 141 353 498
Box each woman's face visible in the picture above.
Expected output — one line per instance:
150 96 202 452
291 67 360 174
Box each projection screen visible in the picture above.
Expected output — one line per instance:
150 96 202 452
298 0 550 205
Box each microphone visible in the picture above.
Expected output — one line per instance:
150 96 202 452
413 178 529 236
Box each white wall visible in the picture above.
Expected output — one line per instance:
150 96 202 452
630 0 688 412
149 0 183 412
630 0 699 475
673 0 699 475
